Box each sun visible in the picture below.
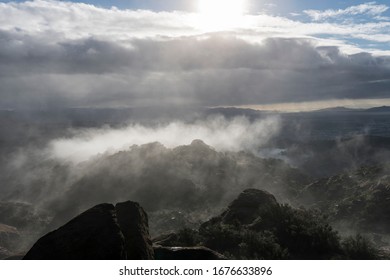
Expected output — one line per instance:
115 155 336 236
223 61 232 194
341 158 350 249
196 0 247 31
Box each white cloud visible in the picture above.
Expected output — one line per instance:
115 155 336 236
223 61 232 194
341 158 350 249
304 2 389 21
49 116 281 163
0 0 389 53
0 0 198 41
0 0 390 109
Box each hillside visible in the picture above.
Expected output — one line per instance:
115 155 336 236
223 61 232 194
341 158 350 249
43 140 309 235
21 189 383 260
297 165 390 234
1 140 389 259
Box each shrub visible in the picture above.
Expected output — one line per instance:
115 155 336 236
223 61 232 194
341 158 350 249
341 234 379 260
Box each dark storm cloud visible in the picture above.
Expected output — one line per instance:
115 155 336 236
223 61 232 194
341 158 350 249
0 0 390 108
1 28 390 108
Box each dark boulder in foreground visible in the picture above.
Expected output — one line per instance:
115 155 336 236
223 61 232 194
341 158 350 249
24 204 125 260
203 189 278 227
154 245 226 260
24 201 154 260
115 201 154 259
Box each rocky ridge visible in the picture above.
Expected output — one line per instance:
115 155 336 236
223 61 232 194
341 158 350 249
8 188 387 260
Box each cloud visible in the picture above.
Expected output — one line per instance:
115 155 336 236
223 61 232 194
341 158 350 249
304 2 389 21
48 116 281 163
0 0 198 40
0 1 390 109
1 32 390 108
1 1 389 47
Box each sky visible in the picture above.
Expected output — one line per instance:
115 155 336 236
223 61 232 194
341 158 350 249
0 0 390 111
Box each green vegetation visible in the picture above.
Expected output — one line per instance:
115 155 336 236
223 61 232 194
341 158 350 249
170 202 380 260
341 234 379 260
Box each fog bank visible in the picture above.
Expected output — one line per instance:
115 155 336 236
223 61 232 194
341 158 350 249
49 116 281 163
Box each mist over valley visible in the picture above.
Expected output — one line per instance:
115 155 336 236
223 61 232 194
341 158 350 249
1 106 390 259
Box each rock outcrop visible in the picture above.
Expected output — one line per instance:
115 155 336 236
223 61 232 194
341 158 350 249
115 201 154 259
20 187 383 260
24 201 154 260
203 189 278 227
195 188 352 260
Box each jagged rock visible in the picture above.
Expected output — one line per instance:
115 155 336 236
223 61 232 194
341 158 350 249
204 189 278 226
115 201 154 259
0 223 20 250
23 204 125 260
24 201 154 260
154 245 226 260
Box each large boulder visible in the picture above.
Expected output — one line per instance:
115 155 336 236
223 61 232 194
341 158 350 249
24 201 154 260
203 189 278 226
115 201 154 259
23 204 125 260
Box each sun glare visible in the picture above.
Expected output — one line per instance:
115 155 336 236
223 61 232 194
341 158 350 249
196 0 247 31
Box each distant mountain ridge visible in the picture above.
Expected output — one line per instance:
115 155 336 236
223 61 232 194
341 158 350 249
312 106 390 113
365 106 390 113
314 106 358 112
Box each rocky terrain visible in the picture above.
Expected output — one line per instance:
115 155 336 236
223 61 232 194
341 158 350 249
0 140 389 260
10 189 385 260
40 140 309 235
